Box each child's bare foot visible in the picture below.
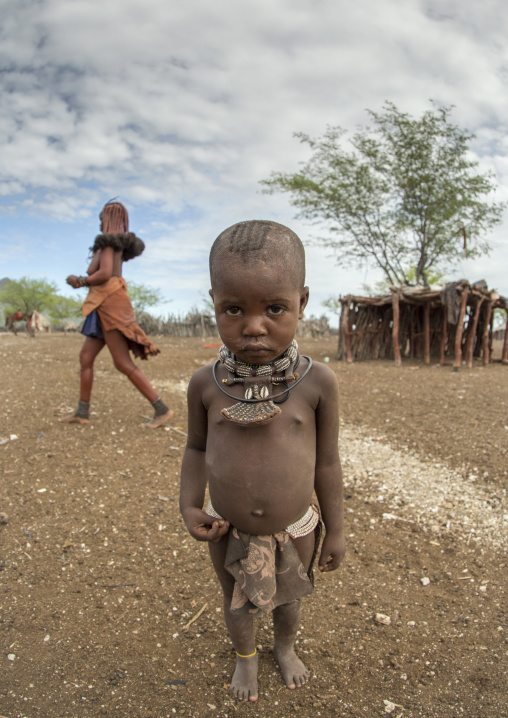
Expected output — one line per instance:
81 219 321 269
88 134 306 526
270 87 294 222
143 409 173 429
230 653 258 702
58 414 90 425
273 646 309 689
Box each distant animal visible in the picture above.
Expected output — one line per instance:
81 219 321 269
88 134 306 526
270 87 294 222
5 311 30 335
5 310 46 337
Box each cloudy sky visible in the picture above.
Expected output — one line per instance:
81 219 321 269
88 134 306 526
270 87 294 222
1 0 507 323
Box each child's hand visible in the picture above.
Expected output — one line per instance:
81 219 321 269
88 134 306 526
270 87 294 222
184 507 230 543
318 532 346 572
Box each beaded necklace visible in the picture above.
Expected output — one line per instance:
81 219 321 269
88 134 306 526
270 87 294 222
212 340 312 426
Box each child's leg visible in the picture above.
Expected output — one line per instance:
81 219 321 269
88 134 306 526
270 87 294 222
272 530 316 689
59 336 104 424
209 536 259 702
103 329 172 428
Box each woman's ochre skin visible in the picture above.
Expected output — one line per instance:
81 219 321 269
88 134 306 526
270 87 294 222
60 203 172 428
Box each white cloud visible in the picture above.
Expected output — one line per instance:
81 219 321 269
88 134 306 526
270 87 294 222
0 0 507 313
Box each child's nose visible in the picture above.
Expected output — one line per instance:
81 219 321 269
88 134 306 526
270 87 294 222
242 314 268 337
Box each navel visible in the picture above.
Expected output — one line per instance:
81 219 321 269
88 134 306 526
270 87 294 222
251 509 265 518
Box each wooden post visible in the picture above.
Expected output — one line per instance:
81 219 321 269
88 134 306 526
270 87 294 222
341 301 353 363
439 305 447 365
423 302 430 365
464 296 484 368
502 310 508 365
488 308 495 360
391 290 402 367
409 307 415 358
481 301 493 366
453 288 469 372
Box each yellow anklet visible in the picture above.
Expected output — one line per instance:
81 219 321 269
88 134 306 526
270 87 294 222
236 649 257 658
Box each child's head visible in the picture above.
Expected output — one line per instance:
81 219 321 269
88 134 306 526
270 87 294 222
209 220 309 364
209 220 305 291
100 201 129 234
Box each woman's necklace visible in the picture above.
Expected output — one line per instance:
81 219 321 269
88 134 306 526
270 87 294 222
212 340 312 426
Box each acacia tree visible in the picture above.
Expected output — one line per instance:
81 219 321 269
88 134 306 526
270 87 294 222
0 277 60 314
261 102 505 286
127 282 167 315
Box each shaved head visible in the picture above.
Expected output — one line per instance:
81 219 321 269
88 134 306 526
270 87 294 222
209 220 306 289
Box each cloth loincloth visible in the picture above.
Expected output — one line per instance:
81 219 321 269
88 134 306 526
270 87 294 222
206 502 321 615
81 309 104 339
82 277 159 359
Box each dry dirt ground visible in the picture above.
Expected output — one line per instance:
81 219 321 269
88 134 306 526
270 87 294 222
0 333 507 718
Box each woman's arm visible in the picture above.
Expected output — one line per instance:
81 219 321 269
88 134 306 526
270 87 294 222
66 247 116 289
86 250 102 276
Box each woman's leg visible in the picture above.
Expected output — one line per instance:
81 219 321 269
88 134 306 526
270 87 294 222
59 336 105 424
103 329 172 427
80 336 106 402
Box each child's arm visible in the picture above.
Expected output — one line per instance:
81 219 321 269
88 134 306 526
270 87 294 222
180 370 230 543
313 364 346 572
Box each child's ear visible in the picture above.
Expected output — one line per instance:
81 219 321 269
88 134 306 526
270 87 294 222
209 288 214 299
299 287 310 319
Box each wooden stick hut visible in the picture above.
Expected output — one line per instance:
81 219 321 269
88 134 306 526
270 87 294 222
338 280 508 369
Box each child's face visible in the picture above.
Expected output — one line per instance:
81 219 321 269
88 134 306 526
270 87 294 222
211 261 309 365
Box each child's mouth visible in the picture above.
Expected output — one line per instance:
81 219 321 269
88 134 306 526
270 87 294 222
242 345 270 354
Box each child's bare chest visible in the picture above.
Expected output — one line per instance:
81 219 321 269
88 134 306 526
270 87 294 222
204 382 317 523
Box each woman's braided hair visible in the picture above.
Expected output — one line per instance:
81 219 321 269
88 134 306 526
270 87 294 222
100 201 129 233
91 201 145 261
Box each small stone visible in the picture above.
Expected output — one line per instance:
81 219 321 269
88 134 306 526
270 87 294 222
7 654 15 661
375 613 391 626
421 577 430 586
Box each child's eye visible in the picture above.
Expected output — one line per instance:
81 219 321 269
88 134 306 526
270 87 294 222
224 307 243 316
267 305 286 316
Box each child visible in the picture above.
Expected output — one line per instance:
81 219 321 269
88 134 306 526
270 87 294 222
59 200 172 428
180 220 345 702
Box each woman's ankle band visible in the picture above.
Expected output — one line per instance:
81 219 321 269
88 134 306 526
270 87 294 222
236 649 257 658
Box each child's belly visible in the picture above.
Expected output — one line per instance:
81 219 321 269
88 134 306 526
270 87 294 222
206 438 316 535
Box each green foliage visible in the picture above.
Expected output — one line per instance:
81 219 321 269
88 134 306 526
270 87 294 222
362 267 447 296
0 277 60 314
127 282 168 314
261 101 505 286
48 295 83 324
322 296 342 316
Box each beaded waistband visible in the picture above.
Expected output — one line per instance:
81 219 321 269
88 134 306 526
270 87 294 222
204 502 319 539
